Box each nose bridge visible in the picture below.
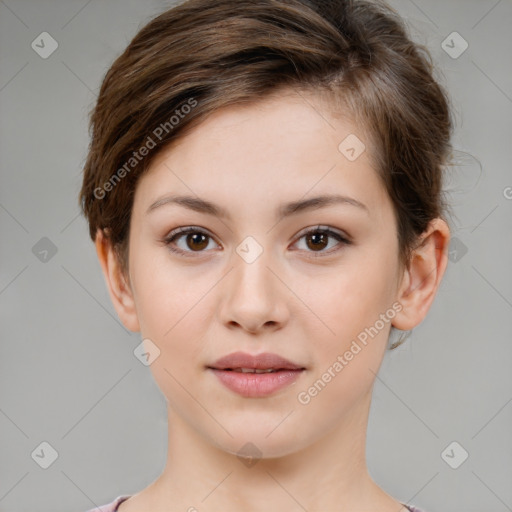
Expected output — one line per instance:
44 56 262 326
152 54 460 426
220 237 287 332
233 238 276 298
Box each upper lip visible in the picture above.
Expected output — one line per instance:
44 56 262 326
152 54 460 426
208 351 305 371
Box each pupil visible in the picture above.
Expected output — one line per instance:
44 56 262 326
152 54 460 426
187 233 208 251
307 233 327 251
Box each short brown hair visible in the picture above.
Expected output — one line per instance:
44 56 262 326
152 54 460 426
79 0 454 346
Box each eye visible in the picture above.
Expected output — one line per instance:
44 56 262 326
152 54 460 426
162 224 351 258
163 226 219 257
292 225 351 257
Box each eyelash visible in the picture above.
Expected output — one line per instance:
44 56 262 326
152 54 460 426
162 225 351 259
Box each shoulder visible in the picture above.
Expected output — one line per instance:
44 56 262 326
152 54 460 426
85 495 132 512
400 503 426 512
87 496 424 512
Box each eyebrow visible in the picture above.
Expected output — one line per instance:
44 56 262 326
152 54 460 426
146 193 369 219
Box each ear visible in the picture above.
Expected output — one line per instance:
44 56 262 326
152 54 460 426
392 218 450 331
95 228 140 332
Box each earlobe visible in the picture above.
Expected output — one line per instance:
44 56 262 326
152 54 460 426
95 229 140 332
392 219 450 331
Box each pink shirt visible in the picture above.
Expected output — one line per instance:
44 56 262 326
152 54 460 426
87 495 427 511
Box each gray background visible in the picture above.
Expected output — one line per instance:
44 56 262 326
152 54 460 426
1 0 511 511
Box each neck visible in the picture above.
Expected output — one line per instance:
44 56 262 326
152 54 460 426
142 390 398 511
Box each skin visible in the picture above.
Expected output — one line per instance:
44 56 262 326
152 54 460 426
95 88 450 512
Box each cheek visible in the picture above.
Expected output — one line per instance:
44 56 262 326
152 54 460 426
311 247 397 346
295 296 391 425
298 246 397 400
130 254 212 409
131 242 197 335
129 244 214 374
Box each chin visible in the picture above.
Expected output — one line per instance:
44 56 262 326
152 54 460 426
207 417 313 460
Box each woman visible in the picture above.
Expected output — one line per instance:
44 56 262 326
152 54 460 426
80 0 453 510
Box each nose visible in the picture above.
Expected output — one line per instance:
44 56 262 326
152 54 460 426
219 248 289 334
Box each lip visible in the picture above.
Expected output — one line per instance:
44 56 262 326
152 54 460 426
209 351 305 371
207 351 306 398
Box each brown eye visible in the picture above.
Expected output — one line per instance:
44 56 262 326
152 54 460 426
184 232 209 251
305 232 329 251
163 225 351 259
294 226 351 257
164 227 219 256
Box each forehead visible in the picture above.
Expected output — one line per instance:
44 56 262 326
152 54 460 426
134 89 388 219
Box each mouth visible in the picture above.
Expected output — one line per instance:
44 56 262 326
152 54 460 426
217 368 289 373
206 351 306 398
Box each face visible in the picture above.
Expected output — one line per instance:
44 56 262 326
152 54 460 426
124 89 405 457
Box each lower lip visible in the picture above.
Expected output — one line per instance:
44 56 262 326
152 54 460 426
208 368 304 398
